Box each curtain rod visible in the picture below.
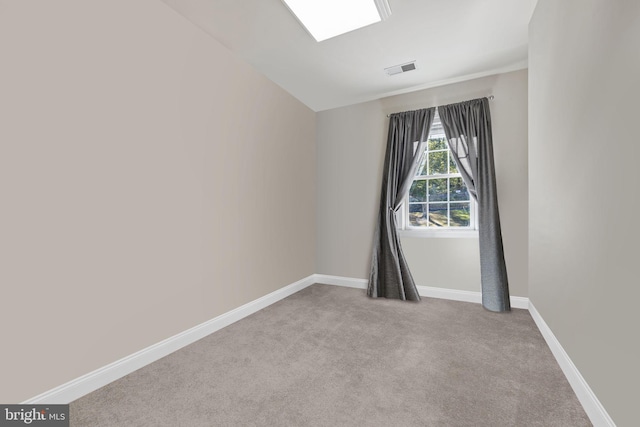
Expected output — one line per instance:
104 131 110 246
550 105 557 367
386 95 494 118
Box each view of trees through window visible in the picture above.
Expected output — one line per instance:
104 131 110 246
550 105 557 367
408 137 471 228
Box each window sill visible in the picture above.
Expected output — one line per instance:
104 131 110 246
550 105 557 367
398 228 479 239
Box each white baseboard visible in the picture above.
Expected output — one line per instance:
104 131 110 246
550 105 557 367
528 302 615 427
317 274 611 425
313 274 367 289
419 284 482 304
312 274 529 309
24 272 613 427
428 288 527 310
23 275 317 405
508 295 530 309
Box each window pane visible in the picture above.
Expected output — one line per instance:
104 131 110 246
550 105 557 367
449 156 459 174
409 204 428 227
409 180 426 202
450 203 471 227
428 178 448 201
428 151 447 175
428 138 447 151
450 177 469 201
428 204 448 227
406 127 477 231
416 152 428 176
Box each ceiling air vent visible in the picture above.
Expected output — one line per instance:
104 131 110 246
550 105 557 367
384 61 417 76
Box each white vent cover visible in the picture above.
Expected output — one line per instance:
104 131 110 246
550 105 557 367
384 61 417 76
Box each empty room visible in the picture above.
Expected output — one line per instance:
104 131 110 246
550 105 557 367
1 0 637 426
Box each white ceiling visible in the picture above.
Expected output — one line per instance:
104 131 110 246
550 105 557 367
161 0 538 112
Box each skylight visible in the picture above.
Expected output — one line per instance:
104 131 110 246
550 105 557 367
282 0 391 42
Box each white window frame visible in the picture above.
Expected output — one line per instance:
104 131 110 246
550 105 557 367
397 110 479 238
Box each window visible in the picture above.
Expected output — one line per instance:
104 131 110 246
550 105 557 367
397 110 477 236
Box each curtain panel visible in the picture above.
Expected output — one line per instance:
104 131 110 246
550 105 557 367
368 108 435 301
438 98 511 312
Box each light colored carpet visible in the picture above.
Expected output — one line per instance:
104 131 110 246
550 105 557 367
70 284 591 426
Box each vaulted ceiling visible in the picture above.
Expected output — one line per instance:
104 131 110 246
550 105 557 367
161 0 538 111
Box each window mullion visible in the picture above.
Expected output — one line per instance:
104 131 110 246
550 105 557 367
447 177 450 227
446 149 450 175
425 176 430 228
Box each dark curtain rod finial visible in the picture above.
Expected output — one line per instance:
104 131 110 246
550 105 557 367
386 95 495 117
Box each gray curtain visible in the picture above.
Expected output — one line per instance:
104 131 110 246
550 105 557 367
438 98 510 312
368 108 435 301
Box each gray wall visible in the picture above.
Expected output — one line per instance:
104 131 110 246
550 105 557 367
317 70 528 297
529 0 639 424
0 0 315 403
